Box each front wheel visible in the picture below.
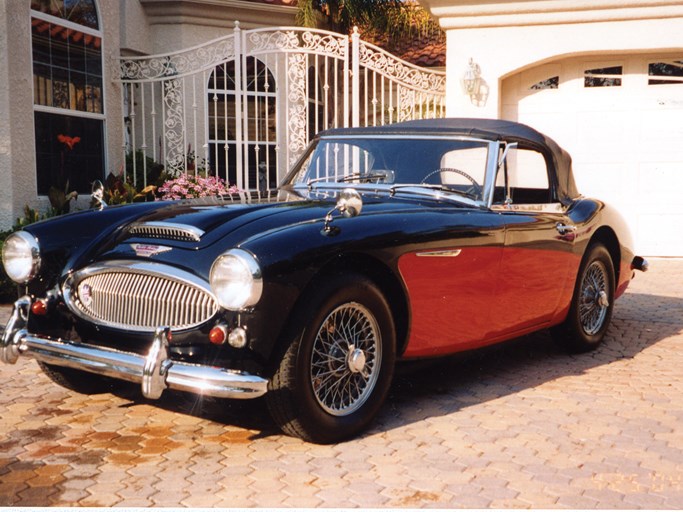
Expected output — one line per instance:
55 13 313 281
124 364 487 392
38 362 117 394
267 275 396 443
552 243 615 353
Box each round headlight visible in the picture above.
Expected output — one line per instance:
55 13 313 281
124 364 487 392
210 248 263 311
2 231 41 283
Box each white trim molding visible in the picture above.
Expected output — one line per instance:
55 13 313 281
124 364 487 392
420 0 683 29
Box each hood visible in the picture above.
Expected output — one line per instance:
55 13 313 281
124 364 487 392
23 193 321 281
25 189 472 285
121 189 453 250
125 198 305 248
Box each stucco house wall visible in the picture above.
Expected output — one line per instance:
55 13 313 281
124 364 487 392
0 0 124 224
0 0 297 230
124 0 297 55
418 1 683 117
419 0 683 255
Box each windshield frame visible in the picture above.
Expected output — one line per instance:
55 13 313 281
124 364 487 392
280 134 502 207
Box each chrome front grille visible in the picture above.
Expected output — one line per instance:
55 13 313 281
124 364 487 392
64 261 218 332
128 222 205 242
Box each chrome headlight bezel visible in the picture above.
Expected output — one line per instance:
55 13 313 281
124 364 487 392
2 231 41 284
209 248 263 311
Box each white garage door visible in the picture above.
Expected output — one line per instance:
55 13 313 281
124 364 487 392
502 54 683 256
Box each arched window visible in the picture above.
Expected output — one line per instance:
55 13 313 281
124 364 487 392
31 0 104 196
208 58 277 191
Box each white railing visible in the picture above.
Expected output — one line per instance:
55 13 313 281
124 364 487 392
117 23 445 192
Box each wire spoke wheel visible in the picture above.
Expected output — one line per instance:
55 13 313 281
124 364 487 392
267 274 395 443
552 243 615 353
310 302 381 416
579 260 610 335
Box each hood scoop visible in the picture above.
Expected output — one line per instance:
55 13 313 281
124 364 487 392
127 221 205 242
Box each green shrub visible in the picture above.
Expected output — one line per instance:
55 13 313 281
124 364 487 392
103 172 157 205
126 150 164 192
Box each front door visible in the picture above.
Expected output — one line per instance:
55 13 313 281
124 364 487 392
489 145 575 337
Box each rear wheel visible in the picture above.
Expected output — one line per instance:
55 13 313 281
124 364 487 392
552 243 615 352
267 274 396 443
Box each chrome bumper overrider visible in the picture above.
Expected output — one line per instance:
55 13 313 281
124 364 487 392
0 297 268 400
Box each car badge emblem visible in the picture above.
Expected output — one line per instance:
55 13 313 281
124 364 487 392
79 283 93 307
131 244 172 258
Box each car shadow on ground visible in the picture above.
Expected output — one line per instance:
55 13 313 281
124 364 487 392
108 291 683 441
372 291 683 436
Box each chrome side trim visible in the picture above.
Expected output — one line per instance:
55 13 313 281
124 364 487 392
128 221 205 242
1 299 267 399
416 249 462 258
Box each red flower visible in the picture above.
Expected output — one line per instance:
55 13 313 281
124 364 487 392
57 134 81 150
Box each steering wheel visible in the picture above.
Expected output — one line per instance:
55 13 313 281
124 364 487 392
421 168 483 198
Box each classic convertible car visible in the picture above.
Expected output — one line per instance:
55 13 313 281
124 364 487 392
1 118 647 443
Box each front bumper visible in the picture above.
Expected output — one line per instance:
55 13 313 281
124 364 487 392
1 297 268 400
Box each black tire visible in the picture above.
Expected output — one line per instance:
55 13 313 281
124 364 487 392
38 362 117 394
552 243 615 353
266 274 396 444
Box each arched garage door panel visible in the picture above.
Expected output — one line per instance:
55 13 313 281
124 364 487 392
502 55 683 256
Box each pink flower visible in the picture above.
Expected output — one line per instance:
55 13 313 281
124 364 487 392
157 172 240 201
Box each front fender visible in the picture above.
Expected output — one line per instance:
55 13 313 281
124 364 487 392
237 214 409 364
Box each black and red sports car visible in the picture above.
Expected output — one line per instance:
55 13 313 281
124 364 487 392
1 118 647 443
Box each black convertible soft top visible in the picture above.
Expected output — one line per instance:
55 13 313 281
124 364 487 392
320 118 580 206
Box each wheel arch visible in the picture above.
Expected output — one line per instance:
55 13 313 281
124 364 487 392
270 252 410 368
315 253 410 355
588 225 621 285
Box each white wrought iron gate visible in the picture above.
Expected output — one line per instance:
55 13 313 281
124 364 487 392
118 23 446 192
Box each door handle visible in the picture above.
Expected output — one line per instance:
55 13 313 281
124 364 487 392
556 223 577 235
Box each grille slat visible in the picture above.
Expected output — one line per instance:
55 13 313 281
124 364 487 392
67 265 219 332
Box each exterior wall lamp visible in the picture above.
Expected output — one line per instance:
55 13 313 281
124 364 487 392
462 58 482 99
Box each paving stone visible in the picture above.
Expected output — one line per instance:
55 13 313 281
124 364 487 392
0 259 681 507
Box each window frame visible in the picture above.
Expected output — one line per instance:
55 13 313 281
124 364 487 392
30 6 106 196
583 63 624 88
491 142 559 212
648 59 683 86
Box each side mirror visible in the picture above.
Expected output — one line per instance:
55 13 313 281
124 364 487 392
321 188 363 235
336 188 363 218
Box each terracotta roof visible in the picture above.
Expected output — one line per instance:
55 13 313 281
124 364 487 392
361 27 446 68
31 18 102 49
384 32 446 68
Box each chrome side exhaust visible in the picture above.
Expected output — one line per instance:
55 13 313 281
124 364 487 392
631 256 649 272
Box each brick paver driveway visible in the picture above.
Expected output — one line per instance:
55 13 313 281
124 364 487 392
1 259 682 508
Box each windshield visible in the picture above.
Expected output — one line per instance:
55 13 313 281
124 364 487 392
284 135 495 204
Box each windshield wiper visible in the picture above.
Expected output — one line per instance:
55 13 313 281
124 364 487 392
306 171 393 189
306 176 332 189
336 171 393 184
390 183 474 198
389 184 480 206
